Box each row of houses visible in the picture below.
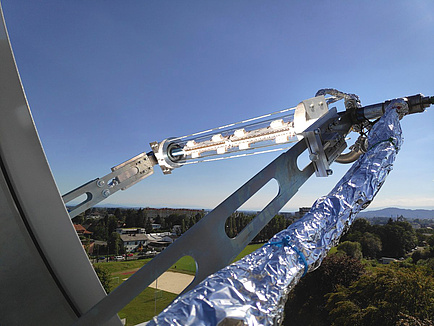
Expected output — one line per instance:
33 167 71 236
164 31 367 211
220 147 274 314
73 224 179 254
115 228 178 252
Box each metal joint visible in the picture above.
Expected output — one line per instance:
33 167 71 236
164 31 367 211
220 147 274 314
62 152 155 218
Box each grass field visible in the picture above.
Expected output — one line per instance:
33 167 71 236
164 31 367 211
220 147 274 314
168 243 264 274
94 259 150 274
96 243 265 325
117 287 177 325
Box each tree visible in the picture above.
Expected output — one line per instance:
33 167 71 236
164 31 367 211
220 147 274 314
326 266 434 326
337 241 363 260
428 234 434 247
72 213 84 226
284 254 365 325
108 232 122 255
107 215 118 236
181 219 186 234
136 208 146 227
145 218 153 233
225 215 235 238
125 209 137 227
375 221 417 258
359 232 382 259
396 313 434 326
350 218 372 234
89 218 108 241
114 208 122 220
94 265 112 293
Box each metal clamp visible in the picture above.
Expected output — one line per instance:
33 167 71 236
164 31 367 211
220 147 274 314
62 152 155 218
301 108 349 177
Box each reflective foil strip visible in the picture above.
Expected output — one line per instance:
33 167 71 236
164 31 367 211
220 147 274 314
146 103 404 326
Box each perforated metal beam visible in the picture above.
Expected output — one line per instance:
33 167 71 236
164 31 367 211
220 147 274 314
74 139 315 325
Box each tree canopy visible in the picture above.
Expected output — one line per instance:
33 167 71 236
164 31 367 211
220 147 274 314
326 266 434 325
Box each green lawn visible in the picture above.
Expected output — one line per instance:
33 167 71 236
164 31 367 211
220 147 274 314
97 243 265 325
117 286 177 325
233 243 263 261
105 272 176 326
168 243 264 274
170 255 197 274
94 259 150 274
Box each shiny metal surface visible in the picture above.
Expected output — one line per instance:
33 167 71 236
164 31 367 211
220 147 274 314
74 138 315 326
63 151 155 218
145 103 403 326
151 96 326 175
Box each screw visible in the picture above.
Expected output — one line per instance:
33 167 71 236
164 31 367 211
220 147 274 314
102 189 110 198
96 179 105 187
309 153 319 161
314 128 321 135
326 169 333 176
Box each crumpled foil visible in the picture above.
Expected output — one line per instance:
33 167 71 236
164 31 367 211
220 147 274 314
146 102 404 326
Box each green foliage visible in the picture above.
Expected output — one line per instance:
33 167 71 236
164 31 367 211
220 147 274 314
337 241 363 260
145 218 153 233
107 215 118 235
108 232 123 255
377 221 417 258
396 313 434 326
71 214 84 226
325 265 434 326
284 254 365 326
284 219 434 325
428 234 434 247
94 260 149 274
342 218 417 259
94 265 112 293
350 218 372 234
359 232 382 259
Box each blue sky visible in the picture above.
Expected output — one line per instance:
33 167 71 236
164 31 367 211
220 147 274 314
2 1 433 211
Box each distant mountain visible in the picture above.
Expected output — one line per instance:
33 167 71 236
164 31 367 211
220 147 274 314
358 208 434 219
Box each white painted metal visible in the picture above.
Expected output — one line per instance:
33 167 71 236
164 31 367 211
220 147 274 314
0 4 121 325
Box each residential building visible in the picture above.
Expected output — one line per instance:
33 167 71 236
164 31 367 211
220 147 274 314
120 233 149 253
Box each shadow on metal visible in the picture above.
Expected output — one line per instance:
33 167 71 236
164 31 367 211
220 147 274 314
74 139 315 325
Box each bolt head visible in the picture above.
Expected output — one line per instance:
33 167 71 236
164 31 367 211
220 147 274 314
326 169 333 176
97 179 105 187
102 189 110 198
309 153 319 161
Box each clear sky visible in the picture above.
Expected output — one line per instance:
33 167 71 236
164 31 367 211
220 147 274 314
2 1 433 211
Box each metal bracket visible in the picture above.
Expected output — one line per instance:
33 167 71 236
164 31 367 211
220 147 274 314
302 108 349 177
73 139 315 325
62 152 155 218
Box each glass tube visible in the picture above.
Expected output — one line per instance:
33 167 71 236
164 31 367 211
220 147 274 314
151 95 328 174
166 107 298 166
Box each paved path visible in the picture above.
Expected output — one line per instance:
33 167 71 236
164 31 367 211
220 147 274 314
148 271 195 294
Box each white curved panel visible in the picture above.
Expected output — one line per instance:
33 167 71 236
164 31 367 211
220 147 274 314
0 4 121 325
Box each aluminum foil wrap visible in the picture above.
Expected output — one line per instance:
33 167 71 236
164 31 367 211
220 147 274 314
146 103 404 326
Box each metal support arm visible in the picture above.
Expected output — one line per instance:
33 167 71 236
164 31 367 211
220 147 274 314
62 152 156 218
74 138 316 326
73 110 354 325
